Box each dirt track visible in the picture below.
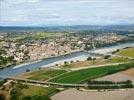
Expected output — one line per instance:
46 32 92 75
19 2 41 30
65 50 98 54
95 68 134 83
51 89 134 100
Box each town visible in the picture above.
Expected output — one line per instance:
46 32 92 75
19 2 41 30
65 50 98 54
0 31 133 68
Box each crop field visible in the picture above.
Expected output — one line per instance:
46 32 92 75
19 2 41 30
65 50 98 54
118 47 134 57
49 62 134 84
20 69 67 81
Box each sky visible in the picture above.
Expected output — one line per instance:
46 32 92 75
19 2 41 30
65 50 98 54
0 0 134 26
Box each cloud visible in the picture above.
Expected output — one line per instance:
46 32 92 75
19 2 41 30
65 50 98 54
1 0 40 4
0 0 134 26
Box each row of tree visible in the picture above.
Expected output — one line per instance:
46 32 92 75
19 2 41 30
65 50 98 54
87 80 132 85
87 84 133 89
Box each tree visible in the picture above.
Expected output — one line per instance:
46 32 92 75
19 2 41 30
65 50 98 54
87 57 92 61
92 58 96 64
112 49 120 54
24 50 29 55
10 87 22 100
104 55 111 59
0 56 6 65
0 94 5 100
31 95 51 100
55 64 58 66
18 83 28 89
70 60 74 63
7 56 14 62
116 49 120 52
93 58 96 61
64 61 68 65
26 69 30 72
23 96 31 100
126 80 132 84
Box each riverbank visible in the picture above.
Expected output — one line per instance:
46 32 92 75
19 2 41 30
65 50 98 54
2 50 85 70
0 42 134 77
0 50 89 77
1 42 134 70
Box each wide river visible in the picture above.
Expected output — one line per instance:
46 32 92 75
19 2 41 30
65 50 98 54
0 42 134 78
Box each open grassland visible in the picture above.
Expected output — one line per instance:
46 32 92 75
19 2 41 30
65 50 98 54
20 85 57 98
60 57 131 69
118 47 134 57
107 57 131 63
50 62 134 84
19 69 67 81
67 59 106 68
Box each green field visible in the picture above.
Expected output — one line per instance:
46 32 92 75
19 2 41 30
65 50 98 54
31 32 67 40
118 48 134 57
11 84 58 100
11 32 68 41
49 62 134 84
22 69 67 81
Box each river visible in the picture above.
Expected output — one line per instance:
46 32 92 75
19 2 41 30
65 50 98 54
0 42 134 78
89 42 134 54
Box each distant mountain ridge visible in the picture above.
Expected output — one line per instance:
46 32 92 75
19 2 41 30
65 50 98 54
0 25 134 32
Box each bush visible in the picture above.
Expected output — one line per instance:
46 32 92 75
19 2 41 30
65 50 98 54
0 94 5 100
0 80 5 87
17 83 28 89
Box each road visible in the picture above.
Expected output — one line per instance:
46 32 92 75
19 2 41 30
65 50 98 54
1 76 132 88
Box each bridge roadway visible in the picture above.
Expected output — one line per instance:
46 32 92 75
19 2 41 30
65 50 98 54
1 76 127 88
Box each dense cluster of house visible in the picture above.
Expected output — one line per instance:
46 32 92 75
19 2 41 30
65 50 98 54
0 32 129 65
